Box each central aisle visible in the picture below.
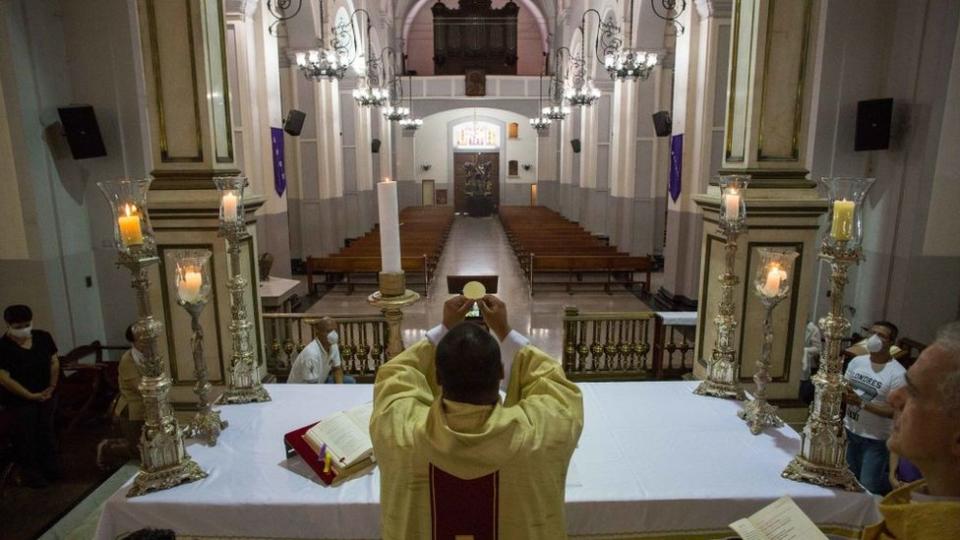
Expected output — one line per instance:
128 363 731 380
306 215 652 357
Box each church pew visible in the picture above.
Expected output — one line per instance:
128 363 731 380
306 255 432 296
524 255 653 296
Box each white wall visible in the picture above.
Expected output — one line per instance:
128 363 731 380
398 107 538 195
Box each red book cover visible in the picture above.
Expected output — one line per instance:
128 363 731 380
283 422 338 486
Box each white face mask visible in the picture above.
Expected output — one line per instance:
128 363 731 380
130 346 146 367
326 330 339 345
7 325 31 339
866 334 885 354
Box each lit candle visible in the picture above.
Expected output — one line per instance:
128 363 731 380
761 265 784 297
178 269 203 303
377 178 402 274
118 204 144 246
724 190 741 221
222 192 239 221
831 199 855 241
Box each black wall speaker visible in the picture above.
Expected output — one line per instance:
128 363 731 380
283 109 306 136
371 138 381 153
571 138 581 153
57 106 106 159
855 98 893 151
652 110 672 137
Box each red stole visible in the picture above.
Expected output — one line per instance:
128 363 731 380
429 463 499 540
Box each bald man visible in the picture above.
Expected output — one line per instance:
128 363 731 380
862 321 960 539
288 317 345 384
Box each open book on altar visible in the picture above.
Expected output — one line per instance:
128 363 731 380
283 402 376 486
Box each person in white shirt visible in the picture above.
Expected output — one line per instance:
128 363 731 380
287 317 348 384
843 320 906 494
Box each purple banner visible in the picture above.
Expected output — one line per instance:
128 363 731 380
271 127 286 197
669 133 683 203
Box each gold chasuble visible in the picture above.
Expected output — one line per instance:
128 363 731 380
371 338 584 540
861 481 960 540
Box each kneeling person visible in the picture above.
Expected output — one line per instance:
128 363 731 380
288 317 346 384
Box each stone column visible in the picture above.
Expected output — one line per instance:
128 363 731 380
137 0 267 404
608 78 639 253
660 0 732 309
692 0 827 400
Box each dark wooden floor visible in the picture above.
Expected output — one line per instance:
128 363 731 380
2 419 120 540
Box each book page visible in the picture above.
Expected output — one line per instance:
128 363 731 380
729 497 828 540
345 401 374 432
304 412 371 467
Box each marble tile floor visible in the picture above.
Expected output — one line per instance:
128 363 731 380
305 215 656 359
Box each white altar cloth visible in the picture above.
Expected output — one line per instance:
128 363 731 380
96 382 879 540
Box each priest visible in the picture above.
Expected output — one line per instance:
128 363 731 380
370 295 583 539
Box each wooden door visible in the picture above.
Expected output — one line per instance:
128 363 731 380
453 152 500 214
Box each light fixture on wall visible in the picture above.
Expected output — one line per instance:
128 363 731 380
529 59 553 133
421 164 432 171
603 0 660 80
522 164 533 171
651 0 689 35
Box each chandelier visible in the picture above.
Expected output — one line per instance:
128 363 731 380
294 1 358 81
542 105 570 120
564 79 601 106
604 49 658 80
529 116 552 132
602 1 661 80
353 84 389 107
399 117 423 131
529 64 553 132
382 105 409 122
399 76 422 130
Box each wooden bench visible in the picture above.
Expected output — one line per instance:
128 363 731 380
500 206 653 296
525 254 652 296
305 206 453 297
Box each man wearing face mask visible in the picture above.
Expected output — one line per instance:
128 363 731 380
97 324 145 469
843 320 906 494
0 304 61 487
287 317 349 384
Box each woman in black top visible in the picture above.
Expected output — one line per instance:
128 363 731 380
0 304 60 487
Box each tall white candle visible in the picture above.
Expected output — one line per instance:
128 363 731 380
377 178 402 273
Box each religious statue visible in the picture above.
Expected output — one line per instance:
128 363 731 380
463 157 495 217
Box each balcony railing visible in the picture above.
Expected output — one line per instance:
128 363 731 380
562 308 696 381
263 313 389 383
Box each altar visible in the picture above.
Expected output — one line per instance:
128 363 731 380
95 382 879 539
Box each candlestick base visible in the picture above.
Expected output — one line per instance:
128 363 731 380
738 398 784 434
218 385 272 405
184 410 229 447
127 442 207 497
782 455 862 492
693 377 747 401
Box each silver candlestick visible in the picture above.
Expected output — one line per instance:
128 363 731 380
695 175 749 400
739 248 798 434
174 249 228 445
213 176 271 404
783 176 874 491
98 178 207 497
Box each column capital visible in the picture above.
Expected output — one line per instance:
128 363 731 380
224 0 260 18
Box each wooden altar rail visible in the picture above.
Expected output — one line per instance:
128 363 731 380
263 308 694 384
262 313 390 383
562 308 695 381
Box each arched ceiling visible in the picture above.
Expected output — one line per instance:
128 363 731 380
398 0 552 52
